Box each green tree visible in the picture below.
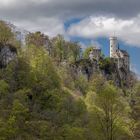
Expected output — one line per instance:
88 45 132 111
131 82 140 139
26 31 49 47
67 42 81 62
0 21 14 45
0 80 9 97
83 46 93 59
51 34 65 62
85 82 133 140
62 125 85 140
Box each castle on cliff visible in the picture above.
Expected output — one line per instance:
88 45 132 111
89 36 130 72
86 36 131 87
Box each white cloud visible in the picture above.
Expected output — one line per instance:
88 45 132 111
15 18 65 37
130 64 140 80
68 16 140 47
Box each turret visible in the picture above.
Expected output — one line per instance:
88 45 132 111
110 36 118 58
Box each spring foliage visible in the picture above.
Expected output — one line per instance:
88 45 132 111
0 22 138 140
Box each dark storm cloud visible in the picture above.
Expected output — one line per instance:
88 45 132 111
1 0 140 41
0 0 140 21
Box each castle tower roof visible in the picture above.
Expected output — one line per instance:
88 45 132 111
119 50 129 57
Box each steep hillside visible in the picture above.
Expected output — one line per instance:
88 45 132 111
0 20 139 140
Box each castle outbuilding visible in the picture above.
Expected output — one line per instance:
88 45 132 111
89 46 101 61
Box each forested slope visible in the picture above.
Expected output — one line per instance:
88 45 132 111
0 20 139 140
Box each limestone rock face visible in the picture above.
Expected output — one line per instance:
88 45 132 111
0 44 17 68
70 56 133 88
70 59 99 80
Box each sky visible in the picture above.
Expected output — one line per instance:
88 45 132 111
0 0 140 76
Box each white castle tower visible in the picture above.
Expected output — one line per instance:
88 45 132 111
110 36 118 58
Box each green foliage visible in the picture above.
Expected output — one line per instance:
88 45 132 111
26 31 49 47
0 80 9 96
62 125 85 140
0 21 14 45
11 99 29 117
99 57 114 74
83 46 93 59
67 42 81 62
85 79 133 140
51 35 81 63
131 82 140 139
57 66 75 90
74 74 88 95
0 26 137 140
